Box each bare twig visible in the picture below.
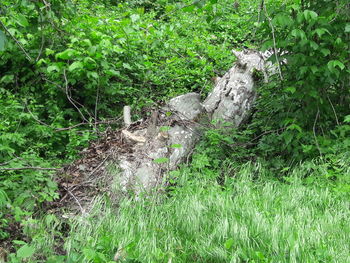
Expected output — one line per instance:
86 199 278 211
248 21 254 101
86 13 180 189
330 1 342 23
94 84 100 133
35 13 45 62
65 187 85 214
25 97 122 131
63 69 89 123
87 152 112 178
0 156 22 166
24 101 52 127
55 118 122 131
0 19 33 62
250 127 286 142
313 109 323 158
263 3 283 80
327 94 340 126
252 0 264 38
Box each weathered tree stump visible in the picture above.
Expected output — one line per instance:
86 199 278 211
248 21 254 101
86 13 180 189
114 49 269 192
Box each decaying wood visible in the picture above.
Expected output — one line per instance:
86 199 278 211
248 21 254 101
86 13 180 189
123 105 132 127
109 49 274 193
121 130 146 143
146 110 159 139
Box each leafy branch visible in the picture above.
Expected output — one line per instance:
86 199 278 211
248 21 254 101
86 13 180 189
0 19 33 62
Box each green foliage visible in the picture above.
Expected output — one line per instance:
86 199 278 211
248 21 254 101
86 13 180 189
18 161 350 262
0 0 253 244
236 0 350 165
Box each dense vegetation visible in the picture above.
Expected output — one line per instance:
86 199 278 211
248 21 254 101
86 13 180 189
0 0 349 262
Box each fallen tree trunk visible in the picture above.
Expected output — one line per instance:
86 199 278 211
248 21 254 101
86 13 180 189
114 49 269 193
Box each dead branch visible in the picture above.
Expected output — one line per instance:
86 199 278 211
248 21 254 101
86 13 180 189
55 118 122 131
87 151 113 178
64 187 86 215
263 3 283 80
252 0 264 38
94 84 100 133
313 109 323 158
327 94 340 125
122 130 146 143
35 12 45 62
63 69 90 123
0 156 22 167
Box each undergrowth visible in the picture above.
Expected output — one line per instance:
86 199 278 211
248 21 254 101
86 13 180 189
7 156 350 262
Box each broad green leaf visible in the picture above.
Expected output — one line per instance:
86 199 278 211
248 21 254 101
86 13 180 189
344 115 350 123
261 40 273 51
309 41 318 50
165 5 175 12
0 189 9 207
17 244 35 258
16 14 29 27
106 69 120 76
183 5 195 12
302 144 313 153
55 49 77 60
273 14 293 27
291 29 306 40
320 48 330 57
83 57 96 64
0 30 6 51
160 126 170 132
0 74 14 83
36 58 47 66
45 48 55 56
328 60 345 71
284 86 296 94
153 157 169 164
170 144 182 148
313 28 330 38
310 66 318 74
303 10 318 21
87 71 99 79
345 23 350 33
82 39 92 47
287 124 302 133
335 37 342 45
68 61 84 72
47 65 60 73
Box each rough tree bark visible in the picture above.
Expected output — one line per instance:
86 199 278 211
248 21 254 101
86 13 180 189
114 49 269 192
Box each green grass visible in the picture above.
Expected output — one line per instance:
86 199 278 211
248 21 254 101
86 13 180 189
33 162 349 263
